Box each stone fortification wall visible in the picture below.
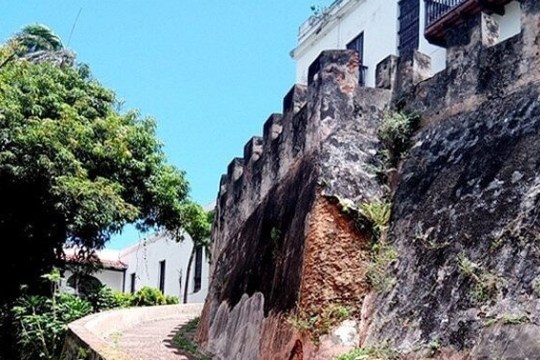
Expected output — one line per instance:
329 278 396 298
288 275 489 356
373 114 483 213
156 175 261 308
199 1 540 359
361 1 540 358
198 50 391 359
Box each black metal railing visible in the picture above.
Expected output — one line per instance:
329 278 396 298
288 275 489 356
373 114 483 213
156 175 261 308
359 65 368 87
425 0 466 28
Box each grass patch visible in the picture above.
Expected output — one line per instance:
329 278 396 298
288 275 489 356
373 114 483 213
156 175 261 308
173 317 211 360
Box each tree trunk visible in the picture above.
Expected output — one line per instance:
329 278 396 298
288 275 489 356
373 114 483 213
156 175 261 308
183 245 195 304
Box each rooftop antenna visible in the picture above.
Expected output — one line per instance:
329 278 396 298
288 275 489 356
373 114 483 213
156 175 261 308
67 7 83 47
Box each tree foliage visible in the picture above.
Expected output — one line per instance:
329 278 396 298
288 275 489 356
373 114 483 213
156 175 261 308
182 202 213 247
181 203 213 303
0 26 190 305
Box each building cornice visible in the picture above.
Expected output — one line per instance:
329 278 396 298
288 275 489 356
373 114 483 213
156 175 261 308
290 0 366 60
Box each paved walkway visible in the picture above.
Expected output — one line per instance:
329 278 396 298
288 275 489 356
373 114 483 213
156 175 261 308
105 306 202 360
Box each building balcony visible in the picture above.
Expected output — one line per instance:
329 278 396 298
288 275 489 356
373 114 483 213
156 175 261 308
424 0 513 46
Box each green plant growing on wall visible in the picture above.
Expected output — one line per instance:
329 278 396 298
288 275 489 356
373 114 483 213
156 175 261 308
310 4 328 18
270 226 284 263
379 111 419 157
288 304 351 344
532 278 540 296
359 201 392 237
376 111 419 183
334 342 399 360
457 254 502 303
366 241 398 292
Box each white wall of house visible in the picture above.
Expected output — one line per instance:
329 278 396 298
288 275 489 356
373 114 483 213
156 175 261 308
119 232 209 303
292 0 522 87
62 232 210 303
291 0 398 87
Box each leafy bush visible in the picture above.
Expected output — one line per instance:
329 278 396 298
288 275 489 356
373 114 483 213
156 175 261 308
82 285 136 311
13 273 172 360
165 295 180 305
131 286 166 306
12 292 92 360
376 111 419 183
113 291 135 308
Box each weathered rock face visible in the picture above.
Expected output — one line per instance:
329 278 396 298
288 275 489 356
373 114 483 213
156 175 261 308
362 1 540 357
200 1 540 358
365 86 540 357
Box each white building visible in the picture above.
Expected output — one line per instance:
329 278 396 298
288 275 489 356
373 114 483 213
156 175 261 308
63 232 209 303
291 0 522 86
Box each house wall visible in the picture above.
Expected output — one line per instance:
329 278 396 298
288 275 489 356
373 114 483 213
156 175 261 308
292 1 521 85
119 233 209 303
292 0 398 87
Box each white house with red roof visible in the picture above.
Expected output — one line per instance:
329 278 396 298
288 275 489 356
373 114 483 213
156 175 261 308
62 231 209 303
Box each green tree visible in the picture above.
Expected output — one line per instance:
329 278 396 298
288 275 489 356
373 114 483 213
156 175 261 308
182 203 213 303
0 28 190 306
1 24 72 68
13 24 63 53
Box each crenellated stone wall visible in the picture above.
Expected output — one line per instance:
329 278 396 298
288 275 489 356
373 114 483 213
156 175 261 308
199 1 540 359
198 50 392 359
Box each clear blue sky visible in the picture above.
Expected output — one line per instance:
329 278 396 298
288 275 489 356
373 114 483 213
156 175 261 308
2 1 323 248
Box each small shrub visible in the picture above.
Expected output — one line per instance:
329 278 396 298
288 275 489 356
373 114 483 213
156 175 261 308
532 278 540 296
501 314 530 325
82 285 136 311
112 291 134 308
165 295 180 305
12 291 92 360
376 111 419 183
131 286 166 306
457 254 478 277
426 339 441 358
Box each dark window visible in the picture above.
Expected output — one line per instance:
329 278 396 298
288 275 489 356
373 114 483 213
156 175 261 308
398 0 420 55
194 247 203 293
130 273 136 294
158 260 166 293
346 32 364 63
346 33 367 86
